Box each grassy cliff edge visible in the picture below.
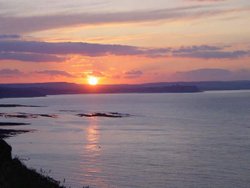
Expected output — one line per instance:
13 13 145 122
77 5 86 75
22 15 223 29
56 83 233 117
0 139 65 188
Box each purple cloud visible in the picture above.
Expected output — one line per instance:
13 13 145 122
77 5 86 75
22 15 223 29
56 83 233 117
0 69 23 77
0 40 248 61
35 70 75 77
0 52 65 62
173 47 248 59
0 6 247 34
0 34 20 40
173 68 250 81
124 70 143 79
0 40 142 57
173 45 222 53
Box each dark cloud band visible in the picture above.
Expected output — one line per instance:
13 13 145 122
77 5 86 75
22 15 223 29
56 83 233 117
0 6 248 34
0 40 248 62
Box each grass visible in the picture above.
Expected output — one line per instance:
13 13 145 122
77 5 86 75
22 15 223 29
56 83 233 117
0 157 65 188
0 138 64 188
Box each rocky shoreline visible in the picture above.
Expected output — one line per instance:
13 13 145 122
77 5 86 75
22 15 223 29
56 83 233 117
0 107 65 188
0 103 131 188
0 137 65 188
0 129 30 139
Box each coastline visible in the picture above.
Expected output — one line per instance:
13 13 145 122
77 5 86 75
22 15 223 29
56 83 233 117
2 80 250 99
0 82 201 99
0 131 65 188
0 104 67 188
0 106 90 188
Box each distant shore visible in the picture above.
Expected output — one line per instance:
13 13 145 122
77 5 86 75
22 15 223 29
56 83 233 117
0 82 201 99
1 80 250 99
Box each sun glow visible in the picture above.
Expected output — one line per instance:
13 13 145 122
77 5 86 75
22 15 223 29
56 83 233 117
88 76 99 86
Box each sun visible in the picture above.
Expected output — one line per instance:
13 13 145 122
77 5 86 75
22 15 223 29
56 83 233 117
87 76 99 86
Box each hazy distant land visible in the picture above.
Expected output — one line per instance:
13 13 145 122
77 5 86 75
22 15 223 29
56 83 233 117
0 80 250 98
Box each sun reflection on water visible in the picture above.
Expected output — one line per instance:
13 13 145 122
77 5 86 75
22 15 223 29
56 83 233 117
85 118 101 155
81 117 111 188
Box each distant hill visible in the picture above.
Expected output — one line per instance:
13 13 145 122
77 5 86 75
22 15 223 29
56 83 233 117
0 80 250 98
140 80 250 91
0 82 200 98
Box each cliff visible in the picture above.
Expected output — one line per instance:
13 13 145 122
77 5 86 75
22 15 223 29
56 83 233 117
0 139 64 188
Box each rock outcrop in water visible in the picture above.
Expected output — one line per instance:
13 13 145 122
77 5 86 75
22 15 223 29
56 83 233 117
77 112 131 118
0 122 30 126
0 104 43 108
0 113 57 119
0 129 30 139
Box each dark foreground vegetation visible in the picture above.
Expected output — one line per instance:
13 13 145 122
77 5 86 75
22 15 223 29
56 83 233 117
0 139 64 188
0 103 93 188
0 123 64 188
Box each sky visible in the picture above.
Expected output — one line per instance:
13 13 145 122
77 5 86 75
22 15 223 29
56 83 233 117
0 0 250 84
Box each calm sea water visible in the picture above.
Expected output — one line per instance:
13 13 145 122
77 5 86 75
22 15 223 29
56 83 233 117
1 91 250 188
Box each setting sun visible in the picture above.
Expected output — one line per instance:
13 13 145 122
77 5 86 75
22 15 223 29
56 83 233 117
87 76 99 86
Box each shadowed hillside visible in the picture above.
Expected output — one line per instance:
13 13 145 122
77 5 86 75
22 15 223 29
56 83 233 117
0 82 200 98
0 139 65 188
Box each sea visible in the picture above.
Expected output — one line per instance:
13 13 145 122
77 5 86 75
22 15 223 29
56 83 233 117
1 91 250 188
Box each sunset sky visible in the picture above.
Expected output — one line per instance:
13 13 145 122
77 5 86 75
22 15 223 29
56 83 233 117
0 0 250 84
